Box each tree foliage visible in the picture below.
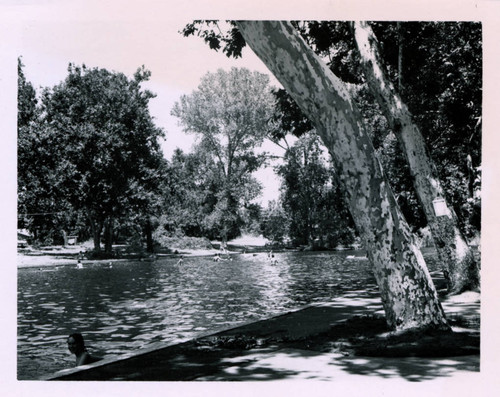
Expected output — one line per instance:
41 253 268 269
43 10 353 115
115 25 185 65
18 63 166 252
260 200 288 244
276 132 356 248
159 148 218 238
182 21 481 239
375 22 482 237
17 58 76 243
171 67 274 242
17 58 38 128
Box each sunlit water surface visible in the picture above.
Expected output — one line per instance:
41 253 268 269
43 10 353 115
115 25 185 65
17 251 437 379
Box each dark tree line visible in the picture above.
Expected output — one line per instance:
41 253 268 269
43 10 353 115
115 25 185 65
18 61 167 254
18 21 481 278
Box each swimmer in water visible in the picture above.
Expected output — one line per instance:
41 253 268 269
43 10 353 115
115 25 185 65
67 333 102 367
76 251 84 268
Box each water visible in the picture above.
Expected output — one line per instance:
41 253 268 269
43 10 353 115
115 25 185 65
18 251 380 380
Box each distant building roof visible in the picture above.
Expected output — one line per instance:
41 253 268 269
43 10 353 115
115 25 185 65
17 229 32 239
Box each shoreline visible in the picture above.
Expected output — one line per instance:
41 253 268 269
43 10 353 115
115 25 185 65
16 234 257 268
16 246 366 269
17 235 367 269
16 248 318 268
17 247 231 268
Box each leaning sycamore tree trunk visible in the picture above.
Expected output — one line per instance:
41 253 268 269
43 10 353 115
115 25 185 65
236 20 449 331
352 21 480 294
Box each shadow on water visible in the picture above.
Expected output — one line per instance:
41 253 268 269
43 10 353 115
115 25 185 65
52 293 479 382
19 249 473 381
19 251 380 379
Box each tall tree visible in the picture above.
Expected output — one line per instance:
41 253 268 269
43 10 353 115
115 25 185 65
277 132 355 248
17 57 38 129
32 64 165 253
235 21 448 331
18 58 77 243
278 134 325 246
18 57 38 229
171 67 274 244
162 148 221 238
260 200 288 244
193 21 481 294
352 21 480 293
182 22 481 242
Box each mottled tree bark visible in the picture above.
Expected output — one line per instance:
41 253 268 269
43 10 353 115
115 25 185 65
236 20 449 331
352 21 480 294
397 22 403 92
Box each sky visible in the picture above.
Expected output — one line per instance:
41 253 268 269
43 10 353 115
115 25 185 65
3 1 500 395
5 0 500 207
8 1 290 205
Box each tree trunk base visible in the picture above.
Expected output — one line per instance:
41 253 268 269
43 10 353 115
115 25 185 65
282 314 478 358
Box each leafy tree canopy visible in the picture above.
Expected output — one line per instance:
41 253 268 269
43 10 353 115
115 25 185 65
181 21 481 236
18 63 166 250
276 132 356 248
171 67 275 241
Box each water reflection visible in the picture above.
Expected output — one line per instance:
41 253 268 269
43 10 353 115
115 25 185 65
18 251 382 379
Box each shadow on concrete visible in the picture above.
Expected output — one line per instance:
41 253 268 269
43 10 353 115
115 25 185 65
49 294 479 382
169 345 479 382
333 354 479 382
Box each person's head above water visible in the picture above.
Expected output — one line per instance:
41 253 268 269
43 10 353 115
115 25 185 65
67 332 102 366
67 332 86 355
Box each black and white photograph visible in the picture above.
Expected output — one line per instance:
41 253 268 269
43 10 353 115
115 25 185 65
2 0 499 395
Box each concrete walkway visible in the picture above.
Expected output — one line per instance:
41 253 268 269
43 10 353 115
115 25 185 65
46 290 480 382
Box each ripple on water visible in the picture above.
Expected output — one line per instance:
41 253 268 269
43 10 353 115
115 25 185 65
18 251 379 379
100 327 119 335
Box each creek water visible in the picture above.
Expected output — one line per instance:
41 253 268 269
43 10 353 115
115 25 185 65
18 250 427 380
